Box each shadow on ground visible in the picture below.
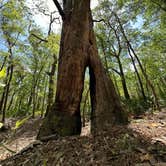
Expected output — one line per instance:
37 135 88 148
0 109 166 166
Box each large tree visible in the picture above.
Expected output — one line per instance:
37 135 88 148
37 0 128 139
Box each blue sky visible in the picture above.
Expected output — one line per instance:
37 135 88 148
0 0 99 53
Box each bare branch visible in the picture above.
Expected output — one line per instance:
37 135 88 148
30 33 48 43
93 19 105 23
52 0 65 20
48 11 60 35
109 67 121 76
151 0 166 12
11 32 21 48
0 1 8 10
0 56 7 71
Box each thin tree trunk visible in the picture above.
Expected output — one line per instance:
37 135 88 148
99 26 130 100
112 73 121 97
27 91 32 112
0 56 7 71
45 54 57 116
0 90 6 115
17 95 23 114
114 12 160 110
0 63 10 115
32 86 36 118
1 45 14 123
32 63 45 118
116 56 130 99
128 48 146 100
41 77 48 118
82 88 89 127
1 64 13 122
7 91 16 112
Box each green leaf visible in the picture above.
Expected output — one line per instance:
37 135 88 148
0 68 6 78
13 116 30 130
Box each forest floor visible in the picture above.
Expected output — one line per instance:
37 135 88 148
0 109 166 166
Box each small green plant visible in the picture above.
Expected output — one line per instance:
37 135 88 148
13 116 31 130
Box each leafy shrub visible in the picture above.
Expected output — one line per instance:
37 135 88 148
123 97 151 116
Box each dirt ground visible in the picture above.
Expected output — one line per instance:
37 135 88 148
0 109 166 165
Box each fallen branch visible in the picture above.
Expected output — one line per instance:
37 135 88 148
39 134 59 142
0 143 16 154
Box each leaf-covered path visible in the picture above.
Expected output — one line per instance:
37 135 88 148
0 109 166 165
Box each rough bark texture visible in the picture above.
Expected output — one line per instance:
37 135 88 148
37 0 128 139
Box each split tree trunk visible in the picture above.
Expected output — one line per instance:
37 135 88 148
37 0 128 139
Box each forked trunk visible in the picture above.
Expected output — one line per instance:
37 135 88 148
37 0 127 139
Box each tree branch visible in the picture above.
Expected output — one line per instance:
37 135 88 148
0 1 8 9
0 56 7 71
48 11 60 35
52 0 65 20
30 33 48 43
151 0 166 12
109 67 121 76
93 19 105 23
11 32 21 48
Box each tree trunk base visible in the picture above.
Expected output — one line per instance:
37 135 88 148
37 106 81 140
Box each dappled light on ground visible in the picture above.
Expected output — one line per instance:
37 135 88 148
81 123 91 136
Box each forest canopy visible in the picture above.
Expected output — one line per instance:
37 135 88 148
0 0 165 125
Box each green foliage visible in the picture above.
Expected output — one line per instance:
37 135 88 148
13 116 30 130
0 68 6 78
0 0 165 121
124 98 151 116
93 0 166 116
46 34 60 54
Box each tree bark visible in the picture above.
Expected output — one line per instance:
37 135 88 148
37 0 128 139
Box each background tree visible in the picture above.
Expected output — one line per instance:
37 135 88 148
93 0 166 114
0 0 60 122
